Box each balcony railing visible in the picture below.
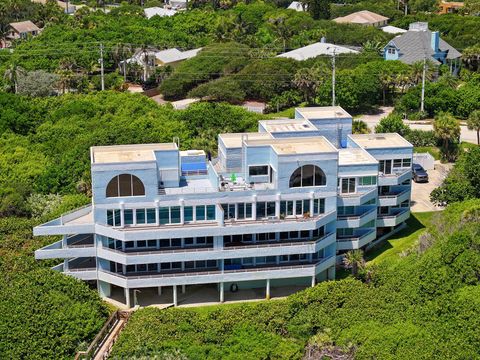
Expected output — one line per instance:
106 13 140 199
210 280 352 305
100 257 333 280
224 232 334 250
337 208 376 220
378 189 409 199
337 229 376 243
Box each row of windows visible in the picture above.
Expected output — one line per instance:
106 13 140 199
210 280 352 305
106 205 216 226
223 227 325 244
105 237 214 250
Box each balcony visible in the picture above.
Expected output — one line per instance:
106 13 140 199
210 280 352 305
337 187 377 206
97 256 336 288
52 258 97 281
336 208 376 228
96 210 337 241
33 205 94 236
378 169 411 186
35 234 95 260
97 233 336 265
336 229 376 251
377 208 410 227
378 189 410 207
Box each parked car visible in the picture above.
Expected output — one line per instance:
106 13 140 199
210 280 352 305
412 163 429 183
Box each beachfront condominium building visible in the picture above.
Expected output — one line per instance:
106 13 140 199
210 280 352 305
34 106 413 307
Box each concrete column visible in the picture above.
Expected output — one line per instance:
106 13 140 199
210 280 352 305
181 285 186 294
132 209 137 226
180 200 185 224
120 203 125 228
266 279 271 300
62 235 67 248
158 286 162 295
252 195 257 221
192 205 197 223
275 193 281 218
327 267 336 280
122 264 126 275
235 203 238 220
122 241 125 252
220 282 224 303
64 258 69 271
311 276 316 287
220 259 224 271
155 200 160 226
125 288 131 308
173 285 178 306
310 192 314 216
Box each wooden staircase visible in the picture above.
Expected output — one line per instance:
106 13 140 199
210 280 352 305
75 310 132 360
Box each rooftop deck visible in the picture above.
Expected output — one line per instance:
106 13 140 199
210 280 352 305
91 143 177 164
259 119 317 133
296 106 351 120
349 133 413 149
338 148 378 165
246 136 337 155
219 132 272 149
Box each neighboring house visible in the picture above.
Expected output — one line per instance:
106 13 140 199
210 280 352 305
438 1 464 14
381 25 407 34
7 21 41 41
144 7 177 19
277 40 359 61
383 22 462 72
120 47 202 80
333 10 389 27
170 0 187 9
287 1 306 11
33 106 413 308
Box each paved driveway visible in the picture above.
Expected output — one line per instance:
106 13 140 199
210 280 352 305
410 162 452 212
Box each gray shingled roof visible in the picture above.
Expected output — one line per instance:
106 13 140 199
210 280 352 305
387 30 461 65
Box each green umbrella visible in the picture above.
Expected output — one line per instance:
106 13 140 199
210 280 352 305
231 173 237 182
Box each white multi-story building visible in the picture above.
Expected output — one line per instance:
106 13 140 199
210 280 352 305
34 107 413 307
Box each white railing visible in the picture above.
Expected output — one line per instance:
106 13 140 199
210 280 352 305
337 208 376 220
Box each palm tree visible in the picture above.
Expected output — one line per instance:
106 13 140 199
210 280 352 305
293 66 326 104
434 112 460 160
467 110 480 145
352 119 370 134
4 63 25 94
410 60 435 85
343 250 365 278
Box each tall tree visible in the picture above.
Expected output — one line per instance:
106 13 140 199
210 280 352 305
467 110 480 145
434 112 460 161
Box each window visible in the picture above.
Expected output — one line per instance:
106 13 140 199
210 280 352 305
289 165 326 188
136 209 146 224
124 209 133 225
387 48 395 54
170 206 181 224
206 205 216 220
146 208 156 224
159 207 169 225
107 209 121 226
147 240 157 247
359 176 377 186
184 206 193 222
196 205 205 221
313 198 325 215
393 159 403 168
106 174 145 197
402 158 411 168
249 165 269 176
340 178 356 194
337 228 354 237
363 198 377 205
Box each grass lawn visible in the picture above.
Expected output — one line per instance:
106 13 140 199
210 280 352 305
366 211 436 265
414 146 441 160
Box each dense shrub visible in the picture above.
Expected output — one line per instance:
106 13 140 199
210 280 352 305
111 201 480 359
405 129 438 147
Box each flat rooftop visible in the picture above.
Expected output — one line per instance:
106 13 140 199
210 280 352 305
338 148 378 165
349 133 413 149
296 106 351 120
219 132 272 149
246 136 337 155
259 119 317 133
91 143 177 164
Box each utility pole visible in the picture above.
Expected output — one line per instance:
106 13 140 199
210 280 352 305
99 43 105 91
420 57 426 113
331 48 336 107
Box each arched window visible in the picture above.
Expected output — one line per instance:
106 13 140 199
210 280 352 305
289 165 326 188
106 174 145 197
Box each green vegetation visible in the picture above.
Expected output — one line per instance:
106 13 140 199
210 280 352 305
365 212 434 264
111 201 480 359
431 146 480 205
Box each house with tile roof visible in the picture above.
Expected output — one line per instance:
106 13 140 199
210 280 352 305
383 22 461 72
7 21 41 40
